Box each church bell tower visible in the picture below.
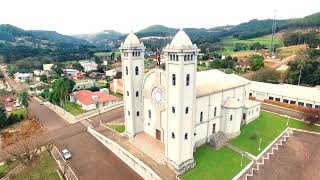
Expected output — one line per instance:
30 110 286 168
163 30 200 173
120 33 145 137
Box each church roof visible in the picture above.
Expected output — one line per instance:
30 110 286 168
196 70 250 97
167 30 197 50
222 97 243 108
123 33 141 46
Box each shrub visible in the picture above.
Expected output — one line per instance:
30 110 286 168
250 130 260 140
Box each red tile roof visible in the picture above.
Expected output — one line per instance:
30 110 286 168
74 90 119 105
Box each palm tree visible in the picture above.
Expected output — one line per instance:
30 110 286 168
18 91 29 108
297 60 306 85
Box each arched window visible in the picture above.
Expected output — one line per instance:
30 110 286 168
214 107 217 117
172 74 176 86
185 133 188 139
148 110 151 118
200 112 203 122
170 54 172 60
185 107 189 114
125 66 128 75
126 91 129 96
186 74 190 86
230 115 233 121
176 55 179 61
136 91 139 97
184 55 187 61
136 111 140 116
173 55 176 61
190 55 193 61
135 66 139 75
128 111 130 116
172 132 175 139
188 55 190 60
172 107 175 113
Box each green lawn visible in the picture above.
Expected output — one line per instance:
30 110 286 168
229 111 320 156
11 108 27 119
94 51 121 57
106 124 125 133
109 91 123 99
13 152 60 180
181 146 250 180
65 102 86 116
0 160 20 178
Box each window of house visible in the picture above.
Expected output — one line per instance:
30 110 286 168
172 74 176 85
298 102 305 106
269 96 274 100
249 93 253 97
185 133 188 140
190 55 193 60
214 107 217 117
275 98 281 102
136 111 140 116
172 132 175 139
185 107 189 114
136 91 139 97
127 91 129 96
172 106 175 113
200 112 203 122
126 66 128 75
176 55 179 61
148 110 151 118
306 103 313 108
230 115 233 121
186 74 190 86
135 66 139 75
184 55 187 61
283 99 289 103
290 100 296 105
315 105 320 109
170 54 172 60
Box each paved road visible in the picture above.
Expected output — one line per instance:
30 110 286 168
90 106 124 126
0 65 26 92
3 98 141 180
261 103 304 119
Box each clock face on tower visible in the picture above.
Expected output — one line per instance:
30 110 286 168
151 87 166 109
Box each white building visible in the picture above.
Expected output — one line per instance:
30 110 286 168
14 72 32 82
250 81 320 109
121 31 261 173
79 60 98 72
73 80 96 91
33 69 44 76
43 64 54 72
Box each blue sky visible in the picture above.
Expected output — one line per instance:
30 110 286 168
0 0 319 34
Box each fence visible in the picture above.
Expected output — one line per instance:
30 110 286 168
87 126 162 180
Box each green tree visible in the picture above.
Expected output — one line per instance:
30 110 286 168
252 68 280 83
72 62 84 71
39 75 48 83
49 77 74 107
7 65 16 77
25 78 32 88
50 63 64 78
249 54 264 71
0 108 7 128
18 91 29 108
297 60 306 85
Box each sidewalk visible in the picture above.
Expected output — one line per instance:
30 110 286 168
51 146 78 180
95 125 177 180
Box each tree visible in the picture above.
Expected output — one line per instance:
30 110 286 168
297 60 306 85
49 77 73 107
25 78 32 88
251 68 280 83
7 65 16 77
39 75 48 83
303 108 320 125
18 91 29 108
249 54 264 71
0 108 7 128
50 63 64 78
250 42 265 50
72 62 84 71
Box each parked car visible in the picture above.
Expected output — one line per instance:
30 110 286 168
62 149 72 160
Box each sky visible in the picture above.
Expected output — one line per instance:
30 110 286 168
0 0 319 35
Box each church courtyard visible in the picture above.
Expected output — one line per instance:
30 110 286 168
180 111 320 180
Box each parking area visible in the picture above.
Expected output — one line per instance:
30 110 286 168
55 131 142 180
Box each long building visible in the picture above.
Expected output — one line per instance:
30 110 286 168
249 81 320 109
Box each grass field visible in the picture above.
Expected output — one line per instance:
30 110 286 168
65 102 86 115
222 36 284 52
181 146 250 180
0 161 20 178
106 124 125 133
229 111 320 155
13 152 60 180
94 51 121 57
109 91 123 98
276 45 306 59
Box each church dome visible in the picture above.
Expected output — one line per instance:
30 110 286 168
123 33 140 46
223 98 243 109
169 30 193 49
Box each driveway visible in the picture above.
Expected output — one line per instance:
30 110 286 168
261 103 304 119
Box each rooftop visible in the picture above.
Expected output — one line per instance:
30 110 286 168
123 33 141 46
74 90 119 105
196 70 250 97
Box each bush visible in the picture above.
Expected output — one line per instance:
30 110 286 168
249 130 260 140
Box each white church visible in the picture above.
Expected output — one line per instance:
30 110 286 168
120 30 261 173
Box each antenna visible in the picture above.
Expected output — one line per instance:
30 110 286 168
269 10 277 59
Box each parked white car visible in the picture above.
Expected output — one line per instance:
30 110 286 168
62 149 72 160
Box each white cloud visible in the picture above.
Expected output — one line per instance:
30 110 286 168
0 0 319 34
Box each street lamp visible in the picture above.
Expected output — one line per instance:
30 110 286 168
258 138 262 151
240 153 244 167
286 115 290 126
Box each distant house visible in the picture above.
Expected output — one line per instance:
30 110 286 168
63 69 79 76
89 72 105 80
73 80 96 91
43 64 54 72
105 68 121 77
0 96 18 112
14 73 32 82
110 79 123 94
34 82 50 95
70 90 120 111
33 69 44 76
79 61 98 72
236 60 251 70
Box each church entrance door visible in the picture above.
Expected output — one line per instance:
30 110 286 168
156 129 161 141
212 124 216 134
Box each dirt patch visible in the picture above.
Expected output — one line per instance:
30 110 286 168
249 131 320 180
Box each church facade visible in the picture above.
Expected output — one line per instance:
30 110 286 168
120 30 261 173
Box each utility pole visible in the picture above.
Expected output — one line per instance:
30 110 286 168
269 10 277 59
